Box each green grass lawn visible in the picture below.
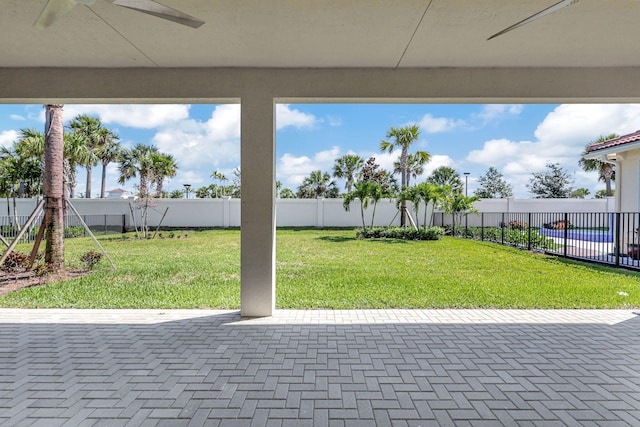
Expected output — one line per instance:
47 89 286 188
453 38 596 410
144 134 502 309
1 229 639 309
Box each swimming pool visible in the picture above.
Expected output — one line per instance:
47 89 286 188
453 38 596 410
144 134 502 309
539 228 613 242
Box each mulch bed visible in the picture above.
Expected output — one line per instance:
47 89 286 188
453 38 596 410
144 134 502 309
0 269 90 296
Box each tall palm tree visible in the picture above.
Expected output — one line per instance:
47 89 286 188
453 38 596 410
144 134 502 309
63 132 90 198
333 154 364 193
96 136 121 198
211 170 228 197
380 125 430 226
579 134 618 197
43 104 65 269
150 152 178 197
68 114 103 199
117 143 159 197
393 152 430 187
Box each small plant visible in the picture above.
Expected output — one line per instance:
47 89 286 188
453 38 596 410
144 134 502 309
543 220 573 230
80 250 103 270
500 220 528 230
33 261 54 277
1 252 29 273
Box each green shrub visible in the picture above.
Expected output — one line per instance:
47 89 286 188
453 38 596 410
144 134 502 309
356 226 445 241
1 252 29 273
80 250 103 270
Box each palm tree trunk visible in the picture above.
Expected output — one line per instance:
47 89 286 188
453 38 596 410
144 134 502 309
100 163 107 198
44 104 65 269
85 165 92 198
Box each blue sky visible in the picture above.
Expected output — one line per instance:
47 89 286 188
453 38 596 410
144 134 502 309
2 103 640 198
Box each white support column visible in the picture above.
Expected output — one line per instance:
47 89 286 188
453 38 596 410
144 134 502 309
240 96 276 317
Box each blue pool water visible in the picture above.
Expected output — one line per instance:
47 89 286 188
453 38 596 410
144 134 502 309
539 228 613 242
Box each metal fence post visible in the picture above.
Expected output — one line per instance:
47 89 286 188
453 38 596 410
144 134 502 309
501 213 505 245
122 214 126 233
563 212 568 258
615 212 621 267
527 212 532 250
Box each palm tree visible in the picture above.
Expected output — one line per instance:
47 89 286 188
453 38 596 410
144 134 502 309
117 143 159 197
393 152 430 187
96 137 121 198
63 132 90 198
68 114 105 199
579 134 618 197
380 125 430 226
333 154 364 193
150 152 178 197
43 104 65 269
212 170 229 197
296 170 338 198
343 181 382 229
426 166 464 194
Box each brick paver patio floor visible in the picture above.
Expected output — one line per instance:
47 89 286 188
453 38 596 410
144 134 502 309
1 309 639 426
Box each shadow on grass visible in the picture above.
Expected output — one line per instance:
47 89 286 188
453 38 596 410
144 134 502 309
316 235 409 244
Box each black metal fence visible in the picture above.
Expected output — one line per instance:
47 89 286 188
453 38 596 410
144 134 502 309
0 214 126 243
433 212 640 270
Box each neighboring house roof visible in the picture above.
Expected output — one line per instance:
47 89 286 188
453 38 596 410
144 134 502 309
587 130 640 155
107 189 131 194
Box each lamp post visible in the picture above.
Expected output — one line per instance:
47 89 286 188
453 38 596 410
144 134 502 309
183 184 191 199
463 172 470 196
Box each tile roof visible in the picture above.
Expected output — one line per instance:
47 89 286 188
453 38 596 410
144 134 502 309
587 130 640 152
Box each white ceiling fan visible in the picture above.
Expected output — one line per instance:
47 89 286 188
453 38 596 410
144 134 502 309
35 0 205 29
488 0 578 40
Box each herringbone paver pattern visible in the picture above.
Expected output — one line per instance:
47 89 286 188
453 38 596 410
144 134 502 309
0 309 639 426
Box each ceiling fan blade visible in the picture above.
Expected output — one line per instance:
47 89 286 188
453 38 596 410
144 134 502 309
108 0 205 28
34 0 80 28
488 0 579 40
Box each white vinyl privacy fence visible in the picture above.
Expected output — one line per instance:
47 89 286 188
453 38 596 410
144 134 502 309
2 197 615 230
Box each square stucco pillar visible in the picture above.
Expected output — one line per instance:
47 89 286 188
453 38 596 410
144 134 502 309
240 96 276 317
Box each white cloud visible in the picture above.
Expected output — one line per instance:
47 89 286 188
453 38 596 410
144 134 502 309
62 104 191 129
277 146 341 187
326 115 343 127
153 104 240 171
464 104 640 198
418 114 465 133
476 104 523 123
276 104 317 130
9 114 25 121
0 130 18 148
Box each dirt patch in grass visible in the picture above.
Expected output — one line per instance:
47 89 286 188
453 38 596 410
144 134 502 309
0 269 90 296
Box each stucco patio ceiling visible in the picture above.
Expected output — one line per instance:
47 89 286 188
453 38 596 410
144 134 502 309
3 0 640 68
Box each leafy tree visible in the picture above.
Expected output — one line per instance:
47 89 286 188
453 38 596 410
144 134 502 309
297 170 339 198
528 162 574 198
570 188 590 199
359 157 398 195
474 166 513 198
333 154 364 192
426 166 463 194
380 125 430 226
402 182 440 228
579 134 618 197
